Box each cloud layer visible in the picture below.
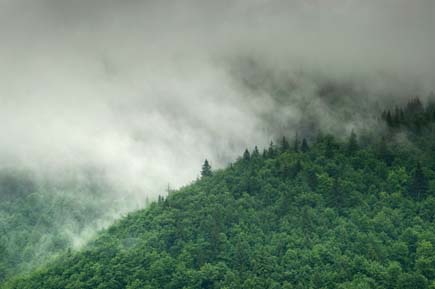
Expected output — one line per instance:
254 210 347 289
0 0 434 203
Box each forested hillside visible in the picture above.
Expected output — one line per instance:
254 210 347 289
0 171 121 283
3 100 435 289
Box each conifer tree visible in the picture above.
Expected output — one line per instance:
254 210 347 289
408 162 428 200
378 137 393 165
293 135 299 152
243 149 251 161
386 111 393 127
280 136 290 152
201 159 212 177
267 141 276 157
292 159 303 177
346 131 358 155
252 146 260 158
301 138 309 153
262 149 268 158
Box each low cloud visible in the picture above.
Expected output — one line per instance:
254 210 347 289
0 0 433 204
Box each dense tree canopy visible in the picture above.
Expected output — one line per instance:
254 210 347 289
3 98 435 288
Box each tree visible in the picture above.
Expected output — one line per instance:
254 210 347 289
301 138 309 153
378 137 393 165
408 163 428 200
346 131 358 155
201 159 213 177
280 137 290 152
293 135 300 152
252 146 260 159
386 110 393 127
267 141 276 158
243 149 251 161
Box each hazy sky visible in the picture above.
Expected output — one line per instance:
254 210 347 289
0 0 434 203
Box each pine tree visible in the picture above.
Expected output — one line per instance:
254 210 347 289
347 131 358 155
267 141 276 157
301 138 309 153
243 149 251 161
292 159 303 177
378 137 393 165
252 146 260 158
201 159 213 177
262 149 268 158
280 136 290 152
386 110 393 127
324 135 336 159
408 162 428 200
293 135 299 152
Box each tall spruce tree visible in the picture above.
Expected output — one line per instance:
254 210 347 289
293 135 299 152
252 146 260 158
301 138 309 152
280 136 290 152
408 162 428 200
201 159 212 177
347 131 359 155
243 149 251 161
267 141 276 158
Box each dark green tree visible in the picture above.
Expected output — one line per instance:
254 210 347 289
280 137 290 152
252 146 260 158
267 141 276 158
293 135 299 152
408 162 428 200
201 159 213 177
243 149 251 161
301 138 309 153
346 131 358 155
378 137 393 165
386 110 393 127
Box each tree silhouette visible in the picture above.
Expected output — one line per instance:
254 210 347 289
201 159 212 177
280 136 290 152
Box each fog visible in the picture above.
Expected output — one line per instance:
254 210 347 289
0 0 434 204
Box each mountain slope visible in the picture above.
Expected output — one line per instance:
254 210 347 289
0 171 122 283
4 127 435 289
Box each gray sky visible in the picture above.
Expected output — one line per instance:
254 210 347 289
0 0 434 203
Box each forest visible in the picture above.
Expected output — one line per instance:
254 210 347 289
2 98 435 288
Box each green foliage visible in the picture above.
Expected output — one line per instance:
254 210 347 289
201 159 213 178
408 163 428 200
4 126 435 289
3 104 435 288
0 171 117 283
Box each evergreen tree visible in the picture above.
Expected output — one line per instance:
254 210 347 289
324 135 336 159
262 149 268 159
243 149 251 161
293 135 299 152
386 110 393 127
201 159 213 177
392 107 402 127
280 136 290 152
346 131 358 155
267 141 276 158
378 137 393 165
408 163 428 200
252 146 260 158
301 138 309 153
292 160 303 177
